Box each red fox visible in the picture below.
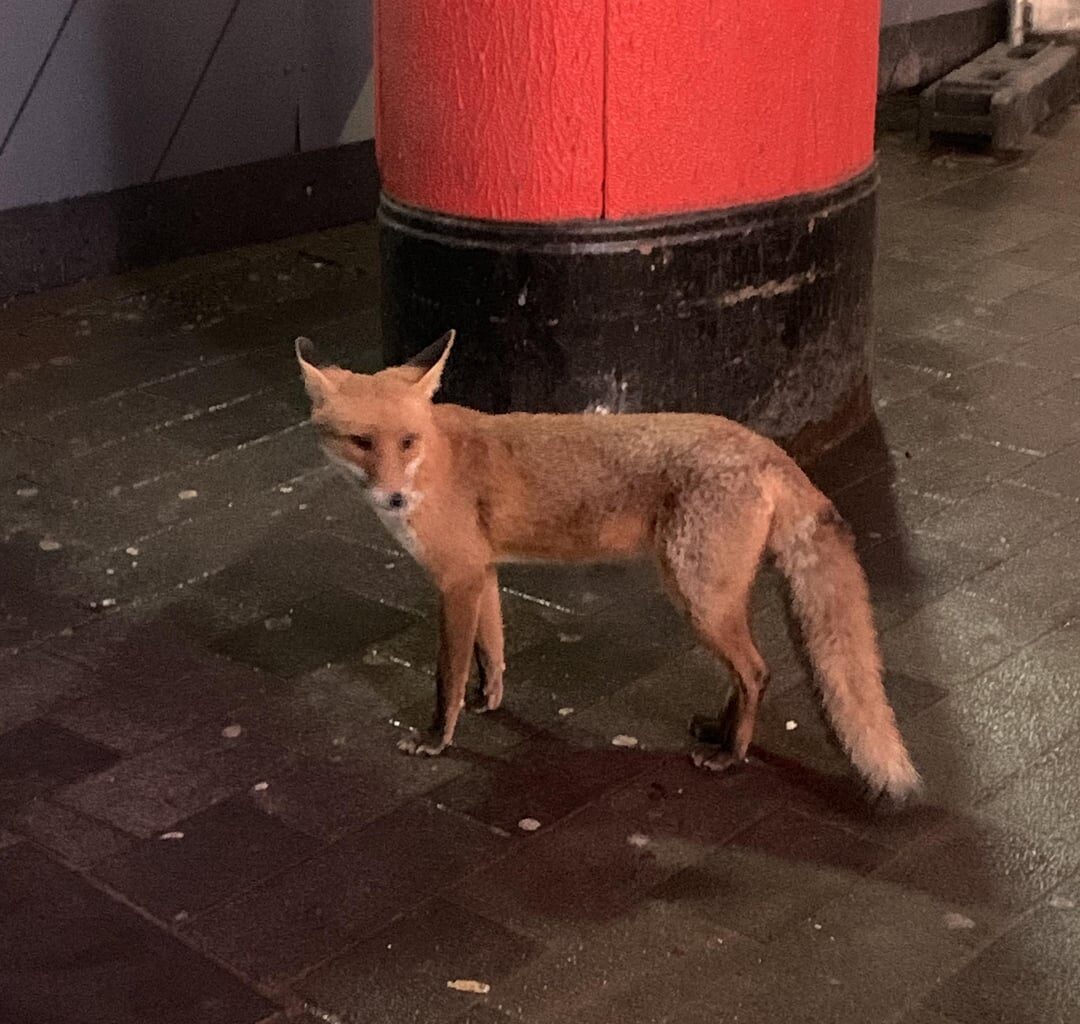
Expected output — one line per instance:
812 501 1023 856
296 331 921 802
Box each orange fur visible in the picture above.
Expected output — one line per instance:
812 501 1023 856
295 333 921 801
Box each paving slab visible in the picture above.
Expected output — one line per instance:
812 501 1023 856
0 843 275 1024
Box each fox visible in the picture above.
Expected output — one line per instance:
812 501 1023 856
295 330 921 803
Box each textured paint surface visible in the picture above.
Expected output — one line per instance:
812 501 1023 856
376 0 605 220
378 0 879 220
605 0 880 218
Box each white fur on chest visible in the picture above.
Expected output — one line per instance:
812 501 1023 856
373 506 423 560
324 450 425 560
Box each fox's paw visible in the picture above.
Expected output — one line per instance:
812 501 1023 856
397 733 447 757
690 743 744 774
475 678 504 713
473 658 505 713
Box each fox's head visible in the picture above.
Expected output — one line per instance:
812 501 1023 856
295 330 454 514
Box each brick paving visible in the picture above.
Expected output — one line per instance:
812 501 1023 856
2 103 1080 1023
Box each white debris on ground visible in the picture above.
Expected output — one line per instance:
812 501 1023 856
160 831 184 840
557 707 574 717
178 489 198 500
627 833 650 848
785 720 798 731
38 539 62 551
447 980 491 995
125 546 139 556
517 818 541 832
1049 895 1076 909
263 615 293 631
611 734 639 748
943 912 976 930
16 487 38 498
252 781 269 792
221 724 243 739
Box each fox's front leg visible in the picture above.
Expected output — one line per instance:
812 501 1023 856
473 569 505 712
398 574 485 756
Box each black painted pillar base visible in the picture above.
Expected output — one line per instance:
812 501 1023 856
380 167 877 461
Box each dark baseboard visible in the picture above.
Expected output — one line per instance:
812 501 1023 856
879 2 1008 94
381 167 878 459
0 139 378 302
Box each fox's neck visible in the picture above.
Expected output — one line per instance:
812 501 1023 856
415 416 458 492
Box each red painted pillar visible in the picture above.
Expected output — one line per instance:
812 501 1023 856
605 2 878 217
377 1 881 454
377 0 605 220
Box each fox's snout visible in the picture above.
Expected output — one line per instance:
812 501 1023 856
372 489 408 512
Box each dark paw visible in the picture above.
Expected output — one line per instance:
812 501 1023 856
690 743 744 773
397 732 448 757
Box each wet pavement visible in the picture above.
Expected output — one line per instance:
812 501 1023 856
2 103 1080 1024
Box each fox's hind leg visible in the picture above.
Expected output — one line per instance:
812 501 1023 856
657 497 771 772
687 614 769 772
473 569 505 712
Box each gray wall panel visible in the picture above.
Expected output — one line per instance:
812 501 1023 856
0 0 234 210
300 0 373 151
881 0 1000 27
0 0 375 211
0 0 72 143
158 0 300 180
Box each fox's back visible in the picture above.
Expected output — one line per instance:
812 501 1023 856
433 406 785 561
445 406 780 475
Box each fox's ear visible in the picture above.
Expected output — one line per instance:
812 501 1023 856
295 336 336 406
410 329 455 399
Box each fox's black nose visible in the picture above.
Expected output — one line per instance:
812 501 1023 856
387 492 406 510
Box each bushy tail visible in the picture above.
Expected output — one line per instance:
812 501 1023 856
768 469 921 802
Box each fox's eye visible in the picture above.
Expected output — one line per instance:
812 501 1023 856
350 434 374 451
401 434 418 452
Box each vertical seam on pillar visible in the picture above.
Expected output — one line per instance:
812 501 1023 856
601 0 610 218
373 0 382 170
